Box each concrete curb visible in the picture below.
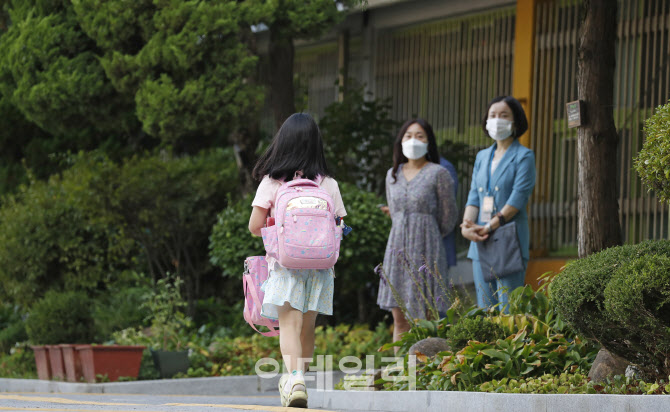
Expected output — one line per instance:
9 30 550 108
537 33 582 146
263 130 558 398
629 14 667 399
310 389 670 412
3 375 669 411
0 371 346 396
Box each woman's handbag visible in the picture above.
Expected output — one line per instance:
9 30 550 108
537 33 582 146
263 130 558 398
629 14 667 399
476 221 525 282
243 256 279 337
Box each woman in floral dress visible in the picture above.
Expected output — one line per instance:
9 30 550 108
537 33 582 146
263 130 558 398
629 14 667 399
377 118 458 345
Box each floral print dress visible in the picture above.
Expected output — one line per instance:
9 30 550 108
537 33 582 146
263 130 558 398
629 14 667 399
377 162 458 319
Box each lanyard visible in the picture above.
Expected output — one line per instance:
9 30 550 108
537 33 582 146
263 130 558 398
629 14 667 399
486 145 496 194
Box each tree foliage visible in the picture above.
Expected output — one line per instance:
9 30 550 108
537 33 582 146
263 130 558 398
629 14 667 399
72 0 265 149
0 0 135 145
635 100 670 204
0 149 238 313
319 82 398 195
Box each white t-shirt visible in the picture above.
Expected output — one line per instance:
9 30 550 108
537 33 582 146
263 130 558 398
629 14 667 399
251 175 347 217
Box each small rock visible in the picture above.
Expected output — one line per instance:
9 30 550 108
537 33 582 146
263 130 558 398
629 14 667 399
625 364 642 379
588 348 629 383
409 337 450 360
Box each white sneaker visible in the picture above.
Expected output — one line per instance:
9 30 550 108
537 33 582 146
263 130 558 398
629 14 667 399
278 374 290 407
285 371 308 408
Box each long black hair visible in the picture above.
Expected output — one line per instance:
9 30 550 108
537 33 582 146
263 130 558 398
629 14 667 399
252 113 331 182
391 118 440 183
481 96 529 139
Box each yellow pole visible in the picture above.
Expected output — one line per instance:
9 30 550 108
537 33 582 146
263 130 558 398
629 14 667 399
512 0 538 148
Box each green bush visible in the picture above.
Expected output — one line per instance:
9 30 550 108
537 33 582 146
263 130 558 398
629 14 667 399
550 240 670 380
0 172 125 307
635 101 670 203
185 323 393 377
0 304 27 353
333 182 391 324
391 328 596 391
479 373 670 394
0 344 37 379
446 316 506 351
376 286 599 391
25 290 96 345
193 298 253 339
93 284 152 342
319 81 398 195
603 254 670 378
209 193 264 279
0 149 238 316
73 149 239 312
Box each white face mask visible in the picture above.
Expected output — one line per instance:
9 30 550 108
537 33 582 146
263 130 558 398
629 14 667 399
486 118 514 141
401 138 429 160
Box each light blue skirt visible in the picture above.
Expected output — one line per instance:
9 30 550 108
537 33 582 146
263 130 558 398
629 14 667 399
260 266 335 320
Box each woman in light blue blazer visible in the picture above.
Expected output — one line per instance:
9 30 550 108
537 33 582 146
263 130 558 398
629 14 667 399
461 96 536 309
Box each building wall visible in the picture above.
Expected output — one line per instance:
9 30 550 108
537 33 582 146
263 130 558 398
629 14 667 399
291 0 670 256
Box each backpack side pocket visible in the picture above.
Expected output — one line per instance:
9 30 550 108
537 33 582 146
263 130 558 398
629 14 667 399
261 225 278 259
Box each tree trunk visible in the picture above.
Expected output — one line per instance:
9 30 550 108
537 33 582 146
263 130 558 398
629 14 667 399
231 122 260 195
232 24 262 195
269 23 296 130
577 0 622 258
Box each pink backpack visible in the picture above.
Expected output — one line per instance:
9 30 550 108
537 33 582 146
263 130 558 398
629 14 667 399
243 256 279 336
261 177 342 269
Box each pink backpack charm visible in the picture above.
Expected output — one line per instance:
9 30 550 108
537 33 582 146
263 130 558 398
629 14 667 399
243 256 279 336
261 177 342 269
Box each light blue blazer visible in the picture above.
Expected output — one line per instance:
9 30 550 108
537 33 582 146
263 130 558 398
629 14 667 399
466 139 536 261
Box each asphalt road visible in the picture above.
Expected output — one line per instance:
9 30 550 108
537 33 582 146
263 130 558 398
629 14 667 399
0 392 339 412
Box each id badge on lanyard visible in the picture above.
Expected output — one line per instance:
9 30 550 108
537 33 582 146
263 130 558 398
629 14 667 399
481 149 496 223
481 195 494 222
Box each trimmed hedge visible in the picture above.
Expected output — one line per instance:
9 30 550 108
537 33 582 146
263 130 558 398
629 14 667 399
550 240 670 380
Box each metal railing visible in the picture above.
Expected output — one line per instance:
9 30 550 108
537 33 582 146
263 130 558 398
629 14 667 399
289 0 670 254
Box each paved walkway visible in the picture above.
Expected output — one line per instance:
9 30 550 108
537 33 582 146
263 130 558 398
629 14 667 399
0 392 336 412
2 376 669 412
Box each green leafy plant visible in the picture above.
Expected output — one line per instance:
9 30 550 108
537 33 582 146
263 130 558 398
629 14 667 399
113 274 192 351
93 282 152 342
209 193 264 279
333 183 392 324
0 344 37 379
446 316 506 351
479 373 670 395
550 240 670 380
184 323 393 378
144 275 192 351
25 290 96 345
0 170 127 307
0 303 27 353
389 328 597 391
635 101 670 203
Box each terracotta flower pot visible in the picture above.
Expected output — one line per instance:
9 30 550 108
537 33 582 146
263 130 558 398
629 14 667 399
77 345 145 383
46 345 65 380
60 344 85 382
30 346 51 380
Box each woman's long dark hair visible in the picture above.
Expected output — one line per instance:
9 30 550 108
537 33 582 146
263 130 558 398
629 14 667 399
252 113 331 182
391 118 440 183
